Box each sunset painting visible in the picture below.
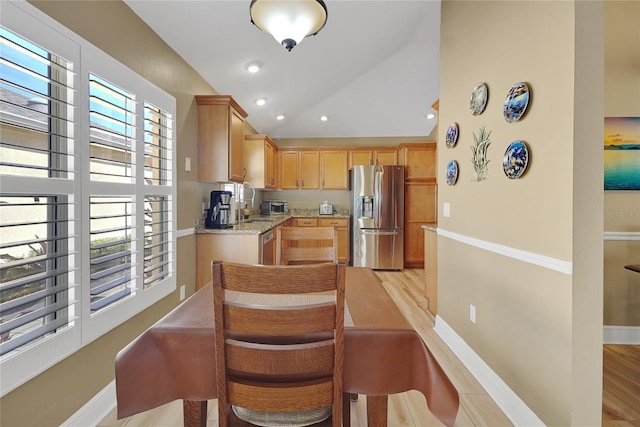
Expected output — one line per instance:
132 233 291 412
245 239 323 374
604 117 640 190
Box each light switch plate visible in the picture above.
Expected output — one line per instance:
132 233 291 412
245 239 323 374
443 202 450 218
469 304 476 323
185 157 191 172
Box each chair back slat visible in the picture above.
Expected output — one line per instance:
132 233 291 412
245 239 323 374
225 339 334 380
276 226 338 265
224 303 336 336
227 379 334 412
221 262 338 293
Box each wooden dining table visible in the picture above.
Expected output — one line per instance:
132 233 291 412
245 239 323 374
624 264 640 273
115 267 459 427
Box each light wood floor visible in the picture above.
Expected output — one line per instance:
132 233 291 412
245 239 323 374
99 269 638 426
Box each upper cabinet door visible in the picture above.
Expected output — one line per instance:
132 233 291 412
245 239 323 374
299 150 319 189
374 149 398 166
279 150 299 189
196 95 248 183
401 143 437 181
321 150 348 190
349 149 373 169
229 108 246 182
245 134 277 189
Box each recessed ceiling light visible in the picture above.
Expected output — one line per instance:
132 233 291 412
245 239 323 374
276 114 285 120
255 98 267 106
426 113 435 120
320 115 328 121
247 62 261 73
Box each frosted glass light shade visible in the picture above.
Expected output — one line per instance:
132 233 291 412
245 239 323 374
250 0 327 51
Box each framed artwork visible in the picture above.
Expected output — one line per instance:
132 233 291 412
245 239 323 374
604 117 640 190
470 83 488 116
503 82 530 123
502 140 529 179
445 122 459 148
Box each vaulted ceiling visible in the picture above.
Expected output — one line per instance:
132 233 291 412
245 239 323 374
124 0 441 140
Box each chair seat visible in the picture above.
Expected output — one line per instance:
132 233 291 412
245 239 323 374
232 405 332 427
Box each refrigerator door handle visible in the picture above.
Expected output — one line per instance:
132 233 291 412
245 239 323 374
360 230 399 236
374 165 383 229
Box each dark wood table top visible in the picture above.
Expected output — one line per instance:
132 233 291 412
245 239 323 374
624 264 640 273
115 267 459 426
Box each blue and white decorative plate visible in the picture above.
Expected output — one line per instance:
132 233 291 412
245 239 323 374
470 83 488 116
446 160 459 186
445 123 459 148
502 140 529 179
503 82 530 123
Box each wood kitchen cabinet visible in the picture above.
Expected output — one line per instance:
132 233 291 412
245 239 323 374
318 217 350 264
278 150 319 189
195 95 248 183
279 150 299 189
404 181 436 267
400 142 437 180
245 134 277 189
320 150 348 189
374 148 398 165
401 142 437 268
196 233 260 290
348 147 398 169
348 149 372 168
291 217 349 264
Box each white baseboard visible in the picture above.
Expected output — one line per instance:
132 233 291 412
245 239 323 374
61 380 116 427
434 316 545 427
603 325 640 344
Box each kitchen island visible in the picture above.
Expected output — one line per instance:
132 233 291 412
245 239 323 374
196 210 350 290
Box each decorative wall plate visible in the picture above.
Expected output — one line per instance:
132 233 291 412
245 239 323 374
470 83 488 116
445 122 459 148
503 82 530 123
446 160 459 186
502 140 529 179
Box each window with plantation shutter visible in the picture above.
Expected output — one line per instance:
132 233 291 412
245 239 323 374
0 1 176 397
89 196 134 312
0 27 78 359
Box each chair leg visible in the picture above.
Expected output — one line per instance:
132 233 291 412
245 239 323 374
342 393 351 427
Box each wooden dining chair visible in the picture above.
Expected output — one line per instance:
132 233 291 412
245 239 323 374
275 226 338 265
211 260 346 427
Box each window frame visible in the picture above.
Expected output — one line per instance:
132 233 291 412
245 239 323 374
0 1 176 396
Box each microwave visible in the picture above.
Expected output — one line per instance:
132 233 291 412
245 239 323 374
260 200 288 215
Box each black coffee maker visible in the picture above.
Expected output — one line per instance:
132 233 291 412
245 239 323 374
205 190 233 229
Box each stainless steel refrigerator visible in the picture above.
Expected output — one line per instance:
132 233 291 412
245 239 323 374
351 165 404 270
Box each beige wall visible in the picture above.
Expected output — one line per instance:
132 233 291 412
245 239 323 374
438 1 603 425
603 0 640 327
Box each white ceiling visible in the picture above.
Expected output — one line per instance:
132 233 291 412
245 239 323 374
124 0 441 140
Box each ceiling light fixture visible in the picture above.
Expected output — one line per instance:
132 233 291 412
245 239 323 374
247 62 261 73
249 0 328 52
276 114 285 120
426 113 435 119
255 98 267 106
320 115 328 121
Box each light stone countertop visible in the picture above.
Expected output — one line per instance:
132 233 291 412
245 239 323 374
421 224 438 232
196 209 351 235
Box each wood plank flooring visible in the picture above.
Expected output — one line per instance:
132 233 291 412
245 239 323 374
99 269 638 426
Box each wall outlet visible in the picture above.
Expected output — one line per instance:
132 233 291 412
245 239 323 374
185 157 191 172
180 285 186 301
202 202 208 214
443 202 451 218
469 304 476 324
